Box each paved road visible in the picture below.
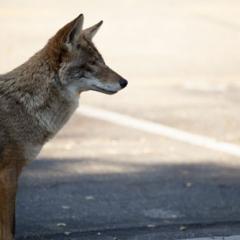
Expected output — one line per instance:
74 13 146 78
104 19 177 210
16 114 240 240
1 0 240 239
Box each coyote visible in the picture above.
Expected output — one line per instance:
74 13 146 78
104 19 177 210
0 14 127 239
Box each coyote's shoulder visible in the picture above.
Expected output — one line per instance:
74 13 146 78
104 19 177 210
0 52 74 154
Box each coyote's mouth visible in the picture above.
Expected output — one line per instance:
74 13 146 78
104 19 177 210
92 86 118 95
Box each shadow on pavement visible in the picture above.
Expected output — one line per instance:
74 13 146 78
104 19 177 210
16 157 240 239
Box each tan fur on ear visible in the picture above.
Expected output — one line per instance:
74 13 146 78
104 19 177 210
83 20 103 40
51 14 84 45
45 14 84 71
66 14 84 45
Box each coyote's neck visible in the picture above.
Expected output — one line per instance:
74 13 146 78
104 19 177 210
0 49 79 144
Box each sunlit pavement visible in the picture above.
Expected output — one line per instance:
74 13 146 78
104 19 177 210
1 1 240 239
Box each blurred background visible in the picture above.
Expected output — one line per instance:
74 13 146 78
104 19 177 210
1 0 240 239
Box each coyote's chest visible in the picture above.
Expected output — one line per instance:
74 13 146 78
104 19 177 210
34 93 79 138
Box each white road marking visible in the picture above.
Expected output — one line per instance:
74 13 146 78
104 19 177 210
77 105 240 157
181 235 240 240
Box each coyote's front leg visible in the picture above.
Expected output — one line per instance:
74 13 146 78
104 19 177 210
0 165 19 240
0 167 17 240
0 147 24 240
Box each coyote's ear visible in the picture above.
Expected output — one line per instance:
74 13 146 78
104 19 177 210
65 14 84 46
83 20 103 40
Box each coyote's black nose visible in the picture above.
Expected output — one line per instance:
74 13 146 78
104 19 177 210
119 78 128 88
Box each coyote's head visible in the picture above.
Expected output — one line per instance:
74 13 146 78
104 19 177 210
47 14 128 95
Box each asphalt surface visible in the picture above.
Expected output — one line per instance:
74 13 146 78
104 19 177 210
16 115 240 240
1 0 240 239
